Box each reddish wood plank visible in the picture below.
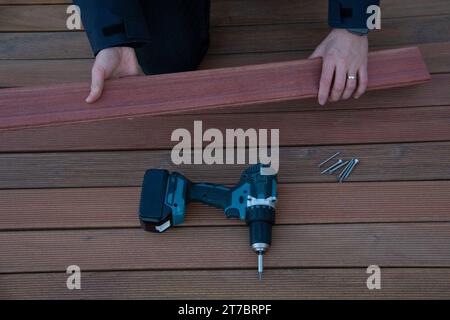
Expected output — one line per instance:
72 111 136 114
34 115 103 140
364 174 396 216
1 223 450 273
1 181 450 231
0 47 430 131
1 268 449 299
0 44 448 153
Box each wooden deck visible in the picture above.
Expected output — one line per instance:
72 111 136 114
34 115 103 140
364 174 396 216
0 0 450 299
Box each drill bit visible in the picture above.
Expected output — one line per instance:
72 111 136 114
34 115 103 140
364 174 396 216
258 252 264 281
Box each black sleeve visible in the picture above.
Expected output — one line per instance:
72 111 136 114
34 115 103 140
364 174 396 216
328 0 380 29
73 0 151 55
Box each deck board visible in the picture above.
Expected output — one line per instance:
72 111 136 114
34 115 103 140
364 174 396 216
0 100 450 151
2 104 449 151
2 268 450 300
2 223 450 274
0 0 450 299
1 181 450 230
0 142 450 189
0 41 449 87
1 15 450 59
1 0 450 31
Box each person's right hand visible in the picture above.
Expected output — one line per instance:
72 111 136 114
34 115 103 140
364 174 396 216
85 47 143 103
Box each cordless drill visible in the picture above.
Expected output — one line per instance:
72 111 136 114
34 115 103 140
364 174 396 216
138 164 278 279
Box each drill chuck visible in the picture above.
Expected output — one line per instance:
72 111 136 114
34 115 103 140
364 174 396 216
246 206 275 249
246 205 275 280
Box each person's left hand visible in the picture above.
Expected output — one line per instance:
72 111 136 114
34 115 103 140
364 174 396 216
310 28 368 105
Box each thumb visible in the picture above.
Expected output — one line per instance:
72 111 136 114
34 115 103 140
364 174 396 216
309 45 324 59
85 65 106 104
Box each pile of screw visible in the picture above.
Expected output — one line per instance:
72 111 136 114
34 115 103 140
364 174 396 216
318 152 359 182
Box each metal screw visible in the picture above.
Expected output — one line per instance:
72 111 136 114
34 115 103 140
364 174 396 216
328 160 349 174
338 161 354 182
338 159 355 181
321 159 343 174
318 152 340 168
339 159 359 182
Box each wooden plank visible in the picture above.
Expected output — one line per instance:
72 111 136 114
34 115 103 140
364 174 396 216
202 42 450 74
0 59 92 87
1 268 449 299
0 0 68 3
0 5 68 32
209 15 450 55
419 42 450 73
1 102 449 153
1 181 450 231
1 1 450 31
0 47 430 132
0 141 449 189
2 15 450 59
0 42 448 88
212 0 450 26
1 223 450 273
0 42 447 89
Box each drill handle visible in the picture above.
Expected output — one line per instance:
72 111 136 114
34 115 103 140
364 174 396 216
187 183 231 210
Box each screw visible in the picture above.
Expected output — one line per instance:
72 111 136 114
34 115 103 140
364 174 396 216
328 160 349 174
321 159 343 174
318 152 340 168
339 159 359 182
338 159 355 181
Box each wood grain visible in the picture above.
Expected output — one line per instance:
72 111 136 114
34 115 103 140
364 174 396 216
1 181 450 231
1 1 449 31
1 268 450 299
1 223 450 273
1 15 449 59
0 47 430 131
0 141 449 189
2 103 449 152
0 43 448 153
0 0 449 301
0 41 448 88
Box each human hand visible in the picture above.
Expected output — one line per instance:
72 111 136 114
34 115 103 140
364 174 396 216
310 28 369 105
85 47 143 103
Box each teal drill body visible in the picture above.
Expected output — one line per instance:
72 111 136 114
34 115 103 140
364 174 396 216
138 164 278 278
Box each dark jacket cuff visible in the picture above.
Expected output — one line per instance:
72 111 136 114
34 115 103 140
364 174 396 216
328 0 380 29
74 0 151 55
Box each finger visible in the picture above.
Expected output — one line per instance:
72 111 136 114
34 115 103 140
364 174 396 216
86 65 106 104
318 61 335 105
354 67 368 99
342 68 358 100
330 64 346 102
